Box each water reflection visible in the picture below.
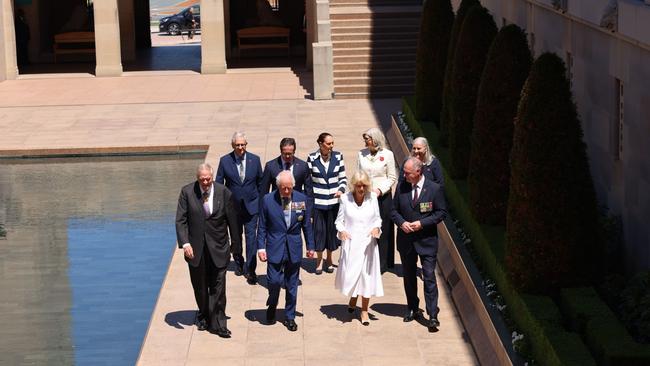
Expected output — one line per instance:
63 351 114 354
0 155 203 365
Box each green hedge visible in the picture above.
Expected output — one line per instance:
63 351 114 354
561 287 650 366
403 97 595 366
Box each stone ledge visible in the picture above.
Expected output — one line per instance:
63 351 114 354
0 145 209 158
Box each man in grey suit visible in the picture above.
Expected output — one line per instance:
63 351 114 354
176 163 242 338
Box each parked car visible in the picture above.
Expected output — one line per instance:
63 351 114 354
159 5 201 35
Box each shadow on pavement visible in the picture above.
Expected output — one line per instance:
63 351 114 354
164 310 196 329
319 304 354 324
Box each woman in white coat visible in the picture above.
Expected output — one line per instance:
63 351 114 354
334 170 384 325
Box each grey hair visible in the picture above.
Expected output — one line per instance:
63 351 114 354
275 170 296 187
363 127 387 150
196 163 214 176
405 156 424 171
412 136 434 165
231 131 247 143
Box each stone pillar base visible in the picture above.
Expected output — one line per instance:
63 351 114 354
201 62 227 74
95 64 123 77
313 42 333 100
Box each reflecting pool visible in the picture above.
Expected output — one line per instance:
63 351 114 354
0 155 204 365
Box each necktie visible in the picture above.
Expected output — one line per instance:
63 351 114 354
282 197 291 227
412 184 419 205
202 190 211 217
285 161 291 171
238 159 245 182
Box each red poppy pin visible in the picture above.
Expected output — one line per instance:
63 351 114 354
379 156 384 161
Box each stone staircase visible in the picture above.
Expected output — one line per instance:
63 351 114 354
329 0 422 99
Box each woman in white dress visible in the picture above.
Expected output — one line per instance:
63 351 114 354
334 170 384 325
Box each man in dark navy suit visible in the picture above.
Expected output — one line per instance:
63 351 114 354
175 163 242 338
257 171 315 332
391 157 447 330
216 132 263 285
260 137 313 197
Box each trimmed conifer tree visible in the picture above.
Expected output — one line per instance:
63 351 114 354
414 0 454 122
447 5 497 178
468 24 532 225
439 0 479 138
506 53 602 294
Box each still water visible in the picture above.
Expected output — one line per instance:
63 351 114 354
0 155 204 365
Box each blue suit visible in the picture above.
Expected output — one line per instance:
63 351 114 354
216 151 263 274
391 177 447 317
257 190 315 320
260 156 313 198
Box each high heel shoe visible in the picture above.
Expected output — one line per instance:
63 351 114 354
360 311 370 326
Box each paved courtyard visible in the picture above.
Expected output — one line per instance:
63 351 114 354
0 69 477 365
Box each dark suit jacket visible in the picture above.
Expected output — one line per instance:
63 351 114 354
390 178 447 256
215 151 263 216
398 158 444 187
175 181 243 268
260 156 313 197
257 190 315 264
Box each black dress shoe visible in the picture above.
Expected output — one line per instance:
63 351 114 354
283 319 298 332
245 273 258 285
235 264 244 276
196 318 208 331
403 309 423 322
428 315 440 328
211 327 232 338
266 305 276 324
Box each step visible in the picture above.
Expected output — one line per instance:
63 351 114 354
334 83 414 94
334 75 415 85
331 31 419 42
333 91 408 99
329 6 422 20
329 0 421 5
332 39 417 48
331 18 421 27
333 53 416 63
333 68 415 78
331 24 420 35
333 46 416 56
333 60 416 70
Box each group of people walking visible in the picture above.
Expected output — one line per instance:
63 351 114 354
175 129 447 337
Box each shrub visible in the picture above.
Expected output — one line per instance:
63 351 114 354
447 5 497 179
506 53 603 294
561 287 650 365
438 0 479 138
467 24 532 225
620 271 650 343
414 0 454 122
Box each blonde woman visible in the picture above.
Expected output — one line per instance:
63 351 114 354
357 127 397 273
335 171 383 325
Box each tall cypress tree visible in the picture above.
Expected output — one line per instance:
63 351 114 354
506 53 602 294
447 5 497 179
414 0 454 122
438 0 479 138
468 25 532 225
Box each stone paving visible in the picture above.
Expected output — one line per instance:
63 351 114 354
0 69 478 365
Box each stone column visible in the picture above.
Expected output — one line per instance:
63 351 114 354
0 0 18 80
94 0 123 77
201 0 227 74
118 0 136 62
306 0 315 69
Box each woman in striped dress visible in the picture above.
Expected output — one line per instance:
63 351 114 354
307 132 347 274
